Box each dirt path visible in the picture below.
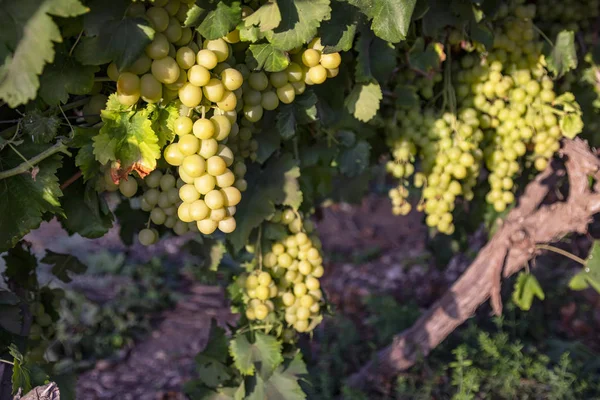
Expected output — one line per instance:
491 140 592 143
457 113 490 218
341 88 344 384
76 285 234 400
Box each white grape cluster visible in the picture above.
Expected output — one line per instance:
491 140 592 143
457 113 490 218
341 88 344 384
100 1 344 244
136 170 197 245
386 0 581 233
163 114 242 236
242 209 324 334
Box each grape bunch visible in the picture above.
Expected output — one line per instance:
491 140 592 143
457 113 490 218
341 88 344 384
385 0 583 233
163 114 242 235
136 169 197 245
95 0 344 245
240 209 324 334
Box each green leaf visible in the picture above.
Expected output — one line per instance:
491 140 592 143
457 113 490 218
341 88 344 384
194 324 233 388
228 153 302 252
338 140 370 177
0 143 63 252
22 110 60 144
255 125 281 164
76 0 154 70
229 331 283 377
264 356 307 400
0 304 22 335
41 250 87 283
276 91 318 139
408 37 444 74
10 344 31 395
198 2 242 40
94 94 160 177
0 0 88 107
72 126 102 182
560 113 584 139
265 0 331 51
59 179 114 238
355 30 396 83
244 2 282 32
39 50 98 105
114 199 148 246
568 272 590 291
570 241 600 293
319 0 358 53
147 101 179 148
246 44 290 72
547 30 578 78
246 353 308 400
348 0 416 43
470 21 494 49
344 82 382 122
394 85 419 108
512 272 545 311
3 243 38 288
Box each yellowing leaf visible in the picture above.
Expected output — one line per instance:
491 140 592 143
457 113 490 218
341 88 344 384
93 94 160 179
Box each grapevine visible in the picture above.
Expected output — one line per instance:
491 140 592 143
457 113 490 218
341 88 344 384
0 0 597 398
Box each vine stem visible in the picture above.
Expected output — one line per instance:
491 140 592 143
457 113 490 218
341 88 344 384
0 359 13 366
256 225 263 271
536 244 587 266
0 141 71 181
60 171 83 190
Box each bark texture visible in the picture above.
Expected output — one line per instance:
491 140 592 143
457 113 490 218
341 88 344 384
347 138 600 389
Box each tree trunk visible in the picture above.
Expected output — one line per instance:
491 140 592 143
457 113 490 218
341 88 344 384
347 138 600 389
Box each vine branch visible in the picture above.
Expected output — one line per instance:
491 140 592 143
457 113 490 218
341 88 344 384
0 141 71 181
347 138 600 390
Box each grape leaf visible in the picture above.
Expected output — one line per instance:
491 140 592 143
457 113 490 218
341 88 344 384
194 323 233 388
0 305 22 335
547 30 577 78
395 85 419 108
245 353 307 400
72 126 102 182
183 384 239 400
338 140 371 177
229 331 283 377
265 0 331 51
244 2 282 32
0 291 21 335
41 250 87 283
470 21 494 49
39 49 98 105
76 0 154 70
569 241 600 293
10 344 31 395
114 200 148 246
198 1 242 40
344 82 382 122
0 0 88 107
512 272 545 311
355 30 396 83
246 44 290 72
3 243 38 288
407 37 443 74
319 0 358 53
22 110 60 144
94 94 160 178
276 91 318 139
228 153 301 252
59 177 114 238
348 0 416 43
254 125 281 164
0 143 63 252
147 101 179 148
560 113 584 139
264 354 307 400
